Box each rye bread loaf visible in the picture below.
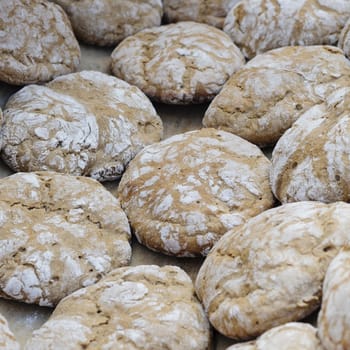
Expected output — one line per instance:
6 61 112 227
111 22 245 104
52 0 163 46
24 265 211 350
224 0 350 59
196 201 350 339
0 0 80 85
203 46 350 146
0 172 131 306
271 87 350 203
0 71 163 181
118 128 274 257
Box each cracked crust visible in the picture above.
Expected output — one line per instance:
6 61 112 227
0 0 80 85
0 172 131 307
0 70 163 182
52 0 163 46
226 323 323 350
110 21 245 104
0 313 20 350
24 265 211 350
224 0 350 59
318 249 350 350
195 201 350 340
163 0 240 28
339 18 350 58
203 45 350 146
118 128 274 257
271 87 350 203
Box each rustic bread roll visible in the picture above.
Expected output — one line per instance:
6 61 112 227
339 18 350 58
111 22 245 104
0 172 131 306
51 0 163 46
271 87 350 203
203 46 350 146
226 323 323 350
0 0 80 85
0 313 20 350
224 0 350 59
163 0 240 28
118 128 274 257
0 71 163 181
195 201 350 340
24 265 211 350
318 249 350 350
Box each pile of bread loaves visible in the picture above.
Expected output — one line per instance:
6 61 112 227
1 0 350 349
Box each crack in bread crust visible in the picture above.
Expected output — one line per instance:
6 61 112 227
111 22 245 104
0 0 80 85
203 46 350 146
52 0 163 46
196 201 350 339
0 71 163 182
224 0 350 59
163 0 240 28
25 265 211 350
0 172 131 307
118 128 274 257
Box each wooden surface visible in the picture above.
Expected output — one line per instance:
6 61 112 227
0 44 235 349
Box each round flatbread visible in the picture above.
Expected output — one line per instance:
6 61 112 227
224 0 350 59
0 313 20 350
24 265 211 350
318 249 350 350
271 87 350 203
52 0 163 46
0 172 131 306
0 0 80 85
163 0 240 28
203 46 350 146
118 128 274 257
195 201 350 340
0 71 163 182
226 323 322 350
111 21 245 104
